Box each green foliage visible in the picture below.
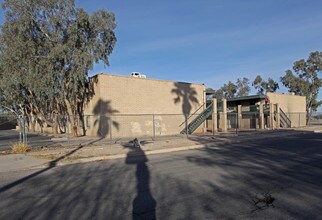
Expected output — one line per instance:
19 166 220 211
221 81 237 99
0 0 117 133
212 88 224 100
281 51 322 114
280 70 309 96
206 87 224 100
236 77 250 97
252 75 279 95
211 77 250 99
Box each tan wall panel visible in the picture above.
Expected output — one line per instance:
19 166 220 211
267 92 306 127
84 74 206 137
267 92 306 113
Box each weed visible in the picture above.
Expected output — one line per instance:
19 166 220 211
10 142 30 154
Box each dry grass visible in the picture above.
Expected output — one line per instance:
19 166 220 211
10 142 30 154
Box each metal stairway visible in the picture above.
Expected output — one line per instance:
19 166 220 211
280 108 291 128
181 102 213 134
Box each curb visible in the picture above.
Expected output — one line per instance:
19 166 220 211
36 144 207 167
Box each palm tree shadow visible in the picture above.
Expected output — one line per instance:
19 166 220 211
93 99 119 139
171 82 199 128
125 146 157 220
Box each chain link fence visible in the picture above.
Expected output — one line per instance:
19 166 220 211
225 109 310 131
83 114 192 140
226 112 260 131
1 113 202 150
1 110 319 150
308 112 322 126
0 113 28 151
282 112 307 127
0 113 18 131
226 105 261 131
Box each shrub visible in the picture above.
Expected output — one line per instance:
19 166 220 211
10 142 30 154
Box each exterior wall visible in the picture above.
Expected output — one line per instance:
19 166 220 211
207 93 306 131
84 74 205 137
267 92 306 127
240 100 251 129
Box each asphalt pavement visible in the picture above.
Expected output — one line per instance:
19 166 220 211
0 131 321 219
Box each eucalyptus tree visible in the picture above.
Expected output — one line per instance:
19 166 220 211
0 0 117 135
281 51 322 116
211 77 250 100
252 75 279 95
236 77 250 97
221 81 237 99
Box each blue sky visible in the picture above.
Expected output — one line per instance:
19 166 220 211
75 0 322 95
1 0 322 95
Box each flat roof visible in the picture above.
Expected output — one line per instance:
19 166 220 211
92 73 206 86
227 94 267 102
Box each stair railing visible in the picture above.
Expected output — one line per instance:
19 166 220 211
179 102 206 127
181 102 213 134
280 108 291 128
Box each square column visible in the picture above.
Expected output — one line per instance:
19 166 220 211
219 99 227 132
275 103 280 129
237 105 242 129
212 98 217 134
259 103 264 129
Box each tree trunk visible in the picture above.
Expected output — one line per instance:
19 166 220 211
28 112 36 132
30 118 36 132
77 102 86 136
65 98 78 137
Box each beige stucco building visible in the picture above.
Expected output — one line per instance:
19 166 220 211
83 73 206 138
267 92 306 127
84 74 307 137
206 92 307 132
32 73 307 137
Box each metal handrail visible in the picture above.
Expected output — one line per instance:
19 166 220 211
179 102 206 127
181 102 213 134
280 108 291 127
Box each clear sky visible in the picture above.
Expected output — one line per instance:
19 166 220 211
1 0 322 95
75 0 322 93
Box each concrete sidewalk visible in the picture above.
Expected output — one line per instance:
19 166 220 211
0 154 50 172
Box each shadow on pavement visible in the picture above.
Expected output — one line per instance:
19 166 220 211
0 131 321 219
0 144 84 193
125 146 156 220
184 131 322 218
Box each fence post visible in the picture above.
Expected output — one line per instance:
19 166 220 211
25 116 28 144
19 115 23 143
22 116 24 144
109 115 112 143
152 114 155 141
22 116 27 144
